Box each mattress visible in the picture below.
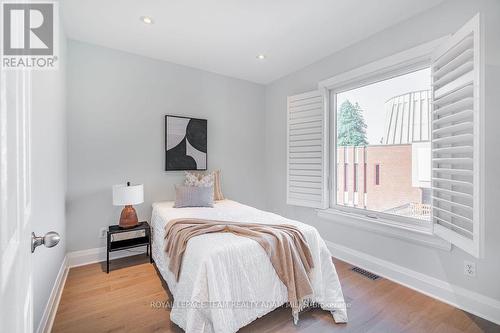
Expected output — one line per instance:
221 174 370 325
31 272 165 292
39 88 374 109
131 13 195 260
151 199 347 333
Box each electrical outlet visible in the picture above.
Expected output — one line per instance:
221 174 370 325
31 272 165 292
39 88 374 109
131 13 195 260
464 261 476 277
99 227 107 239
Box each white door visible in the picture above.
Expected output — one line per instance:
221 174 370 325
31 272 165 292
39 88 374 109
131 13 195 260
0 66 33 331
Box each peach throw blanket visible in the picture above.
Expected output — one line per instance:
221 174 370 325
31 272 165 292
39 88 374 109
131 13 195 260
164 218 315 323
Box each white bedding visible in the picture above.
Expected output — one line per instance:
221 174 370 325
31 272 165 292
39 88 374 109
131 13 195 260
151 200 348 333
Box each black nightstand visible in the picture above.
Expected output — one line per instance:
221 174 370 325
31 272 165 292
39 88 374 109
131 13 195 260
106 221 152 273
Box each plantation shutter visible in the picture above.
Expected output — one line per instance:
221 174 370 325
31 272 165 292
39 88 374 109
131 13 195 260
431 14 483 257
287 90 329 209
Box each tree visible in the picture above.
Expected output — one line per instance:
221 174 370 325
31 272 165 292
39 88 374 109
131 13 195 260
337 100 368 146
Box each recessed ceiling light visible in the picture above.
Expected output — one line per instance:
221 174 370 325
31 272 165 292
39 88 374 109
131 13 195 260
256 54 266 60
140 16 153 24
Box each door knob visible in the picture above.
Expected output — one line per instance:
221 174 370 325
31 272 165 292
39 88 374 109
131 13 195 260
31 231 60 253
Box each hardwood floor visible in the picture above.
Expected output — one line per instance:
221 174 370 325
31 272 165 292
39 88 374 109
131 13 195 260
52 255 499 333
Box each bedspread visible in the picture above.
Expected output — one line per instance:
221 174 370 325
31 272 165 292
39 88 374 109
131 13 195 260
151 200 347 333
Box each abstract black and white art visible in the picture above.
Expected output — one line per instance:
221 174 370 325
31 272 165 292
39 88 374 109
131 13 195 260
165 115 207 171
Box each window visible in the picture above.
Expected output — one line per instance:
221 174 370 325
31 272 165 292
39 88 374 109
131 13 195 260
354 163 358 192
363 163 367 193
336 163 339 191
334 68 432 223
374 164 380 185
343 163 348 191
288 14 483 257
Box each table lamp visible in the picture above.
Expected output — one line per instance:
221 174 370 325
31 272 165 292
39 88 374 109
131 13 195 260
112 182 144 228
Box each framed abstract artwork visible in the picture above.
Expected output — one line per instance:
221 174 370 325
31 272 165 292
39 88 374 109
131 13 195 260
165 115 207 171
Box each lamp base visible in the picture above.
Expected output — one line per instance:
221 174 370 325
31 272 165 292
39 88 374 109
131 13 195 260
119 205 139 229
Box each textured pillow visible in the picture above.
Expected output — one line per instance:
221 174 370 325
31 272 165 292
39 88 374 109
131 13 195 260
184 171 214 187
174 185 214 208
184 170 224 201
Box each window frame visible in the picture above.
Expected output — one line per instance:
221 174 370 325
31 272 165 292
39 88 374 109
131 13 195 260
319 37 448 234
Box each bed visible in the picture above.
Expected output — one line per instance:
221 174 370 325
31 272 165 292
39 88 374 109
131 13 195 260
151 199 348 333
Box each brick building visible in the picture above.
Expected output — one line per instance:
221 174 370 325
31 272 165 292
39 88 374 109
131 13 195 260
336 91 432 220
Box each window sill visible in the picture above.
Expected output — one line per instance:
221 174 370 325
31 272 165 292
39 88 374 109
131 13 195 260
317 208 451 251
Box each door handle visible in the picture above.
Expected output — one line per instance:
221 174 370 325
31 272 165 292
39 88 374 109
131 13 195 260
31 231 60 253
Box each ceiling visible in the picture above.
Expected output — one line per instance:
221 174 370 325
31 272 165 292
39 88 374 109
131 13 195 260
61 0 444 84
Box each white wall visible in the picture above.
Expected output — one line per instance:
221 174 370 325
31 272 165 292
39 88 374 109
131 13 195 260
31 27 67 330
265 0 500 303
66 40 266 251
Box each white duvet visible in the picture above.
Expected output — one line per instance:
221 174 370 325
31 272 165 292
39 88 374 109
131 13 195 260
151 200 348 333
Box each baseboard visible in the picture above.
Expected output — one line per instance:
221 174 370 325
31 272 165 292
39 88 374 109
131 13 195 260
67 245 147 268
326 240 500 325
36 255 69 333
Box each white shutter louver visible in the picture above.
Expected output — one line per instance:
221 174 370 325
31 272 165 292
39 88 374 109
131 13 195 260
287 90 329 209
431 14 483 257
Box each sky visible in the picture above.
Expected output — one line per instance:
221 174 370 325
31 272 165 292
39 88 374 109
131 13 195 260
336 68 431 144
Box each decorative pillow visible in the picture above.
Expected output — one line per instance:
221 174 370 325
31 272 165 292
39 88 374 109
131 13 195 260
174 185 214 208
184 170 224 201
212 170 225 201
184 171 214 187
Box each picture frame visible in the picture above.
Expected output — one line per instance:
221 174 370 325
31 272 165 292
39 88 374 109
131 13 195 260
165 115 207 171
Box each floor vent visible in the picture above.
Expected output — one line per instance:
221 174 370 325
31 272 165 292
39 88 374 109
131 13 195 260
351 266 380 280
